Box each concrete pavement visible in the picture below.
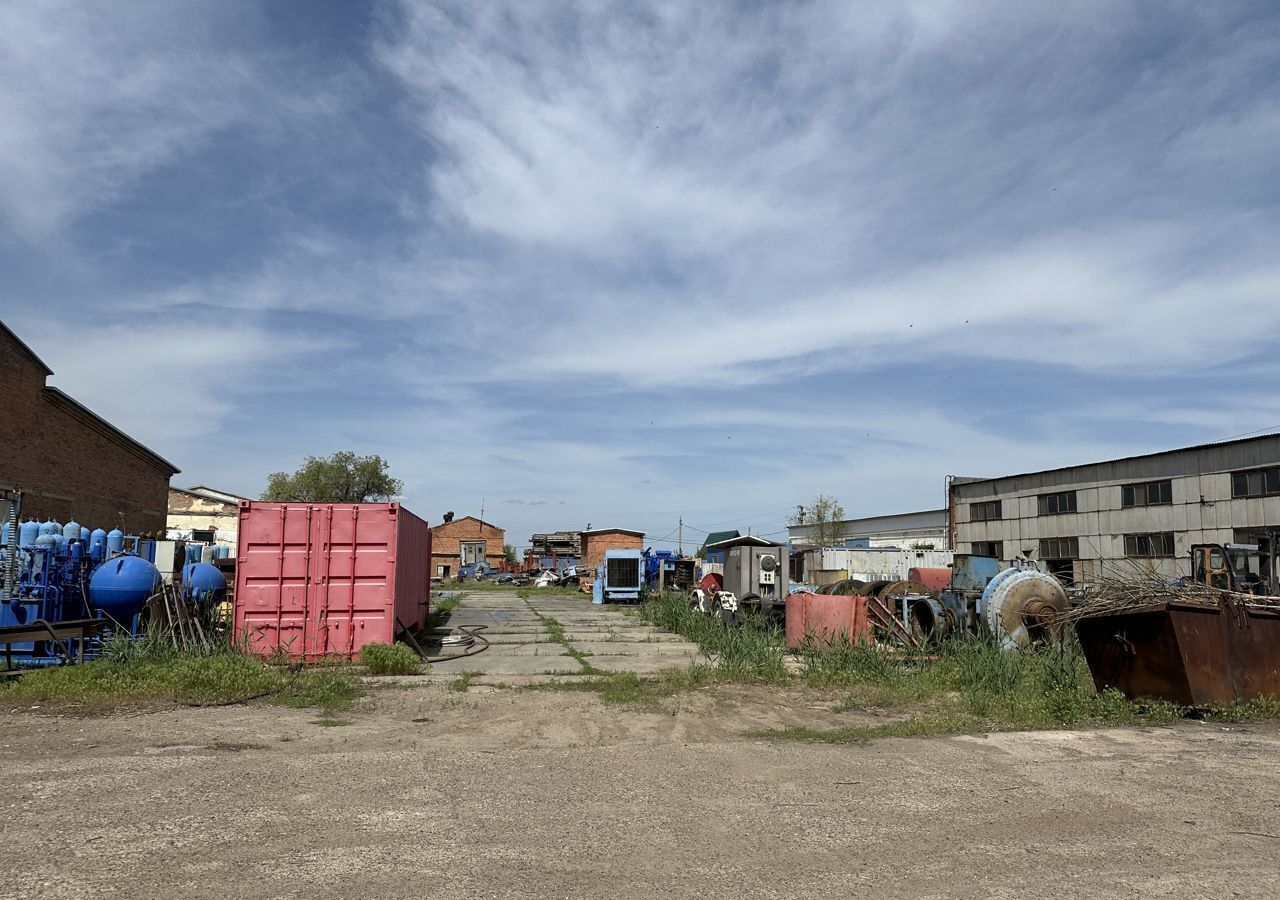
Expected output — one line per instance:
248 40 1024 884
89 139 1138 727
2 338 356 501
426 589 704 678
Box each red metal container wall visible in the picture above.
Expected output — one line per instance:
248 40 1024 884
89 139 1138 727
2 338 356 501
785 591 871 649
234 502 431 660
907 567 951 592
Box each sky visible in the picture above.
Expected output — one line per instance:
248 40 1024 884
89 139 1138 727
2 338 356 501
3 1 1279 550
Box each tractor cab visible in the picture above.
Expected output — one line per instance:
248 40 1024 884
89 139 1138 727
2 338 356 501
1190 543 1272 595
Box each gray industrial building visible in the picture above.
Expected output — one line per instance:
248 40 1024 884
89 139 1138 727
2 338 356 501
788 508 947 550
949 433 1280 585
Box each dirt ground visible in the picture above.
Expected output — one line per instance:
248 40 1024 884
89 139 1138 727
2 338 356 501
3 679 1279 900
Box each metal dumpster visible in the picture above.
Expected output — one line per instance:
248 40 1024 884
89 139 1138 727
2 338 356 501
233 502 431 660
1074 597 1280 706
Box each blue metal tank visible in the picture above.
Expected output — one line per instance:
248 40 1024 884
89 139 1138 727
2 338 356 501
89 556 159 621
19 520 39 548
80 526 90 542
106 528 124 554
0 522 8 545
39 520 57 537
182 562 227 605
62 520 81 540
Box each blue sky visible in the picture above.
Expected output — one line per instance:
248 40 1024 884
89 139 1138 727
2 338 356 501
3 1 1279 549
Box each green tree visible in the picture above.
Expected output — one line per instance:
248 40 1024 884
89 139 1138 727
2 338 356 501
792 494 846 547
503 544 518 566
261 452 404 503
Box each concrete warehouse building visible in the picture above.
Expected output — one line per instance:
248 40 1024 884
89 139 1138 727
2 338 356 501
949 433 1280 585
430 515 505 578
0 320 178 532
787 509 947 550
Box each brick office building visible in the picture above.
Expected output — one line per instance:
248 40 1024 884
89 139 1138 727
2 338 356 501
0 320 179 532
429 515 506 578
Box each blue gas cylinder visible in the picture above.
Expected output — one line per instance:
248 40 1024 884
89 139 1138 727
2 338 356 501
182 562 227 605
63 520 81 540
106 529 124 554
89 556 159 621
39 520 57 537
80 526 90 542
89 528 107 551
19 520 39 548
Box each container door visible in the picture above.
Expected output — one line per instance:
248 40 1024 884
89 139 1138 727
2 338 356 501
236 505 316 659
307 505 397 658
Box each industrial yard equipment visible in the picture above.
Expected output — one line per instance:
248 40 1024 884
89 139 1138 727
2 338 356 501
592 549 645 604
643 549 696 592
0 497 166 667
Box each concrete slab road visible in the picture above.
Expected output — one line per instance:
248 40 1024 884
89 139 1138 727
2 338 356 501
426 589 703 678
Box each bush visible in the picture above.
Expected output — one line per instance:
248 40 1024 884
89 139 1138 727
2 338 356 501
359 642 421 676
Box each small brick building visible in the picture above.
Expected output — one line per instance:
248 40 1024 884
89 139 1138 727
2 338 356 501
0 320 179 533
580 528 645 576
429 515 505 578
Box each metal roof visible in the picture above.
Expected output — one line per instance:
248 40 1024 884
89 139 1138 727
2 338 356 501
706 534 783 549
581 527 645 537
949 431 1280 489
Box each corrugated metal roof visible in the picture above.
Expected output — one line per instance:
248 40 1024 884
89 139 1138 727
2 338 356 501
950 431 1280 489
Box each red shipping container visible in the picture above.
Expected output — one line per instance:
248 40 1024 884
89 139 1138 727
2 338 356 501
233 502 431 660
785 591 872 650
908 567 951 592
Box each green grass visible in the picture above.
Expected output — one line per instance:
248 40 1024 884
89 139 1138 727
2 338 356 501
359 642 421 676
1 638 362 714
638 590 789 683
637 590 1280 740
449 670 482 692
521 597 600 672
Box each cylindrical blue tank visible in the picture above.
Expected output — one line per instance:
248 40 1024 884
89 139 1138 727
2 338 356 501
62 520 81 540
90 528 107 551
39 520 57 537
1 522 8 545
182 562 227 605
19 520 39 548
80 526 90 542
184 544 201 566
217 545 231 560
106 528 124 554
89 556 159 621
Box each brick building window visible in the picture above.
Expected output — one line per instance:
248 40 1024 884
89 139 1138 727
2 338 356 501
1039 537 1079 559
1037 491 1077 516
1124 532 1176 557
1231 467 1280 499
969 500 1002 522
971 541 1003 558
1122 480 1172 508
191 529 215 543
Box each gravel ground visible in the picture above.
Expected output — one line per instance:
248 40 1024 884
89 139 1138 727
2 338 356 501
2 680 1279 900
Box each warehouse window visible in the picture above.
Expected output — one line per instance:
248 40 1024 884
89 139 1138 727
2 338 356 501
971 541 1002 559
191 529 215 543
1122 480 1172 508
1231 467 1280 499
1124 532 1176 558
1037 491 1077 516
969 500 1002 522
1039 537 1079 559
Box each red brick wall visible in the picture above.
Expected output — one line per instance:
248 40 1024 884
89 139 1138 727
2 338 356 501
0 328 174 534
429 517 506 573
581 531 644 573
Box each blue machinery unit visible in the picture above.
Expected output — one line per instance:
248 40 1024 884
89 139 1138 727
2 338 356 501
593 549 645 604
0 495 216 667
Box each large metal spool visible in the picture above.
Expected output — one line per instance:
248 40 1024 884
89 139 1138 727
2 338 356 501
982 569 1067 650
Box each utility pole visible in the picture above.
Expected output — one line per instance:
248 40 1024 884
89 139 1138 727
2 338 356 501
678 517 683 556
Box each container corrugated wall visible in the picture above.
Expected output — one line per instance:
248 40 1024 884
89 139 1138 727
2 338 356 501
233 502 431 660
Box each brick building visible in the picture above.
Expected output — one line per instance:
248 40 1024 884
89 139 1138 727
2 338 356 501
580 528 645 575
167 485 247 551
429 515 505 578
0 320 179 533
